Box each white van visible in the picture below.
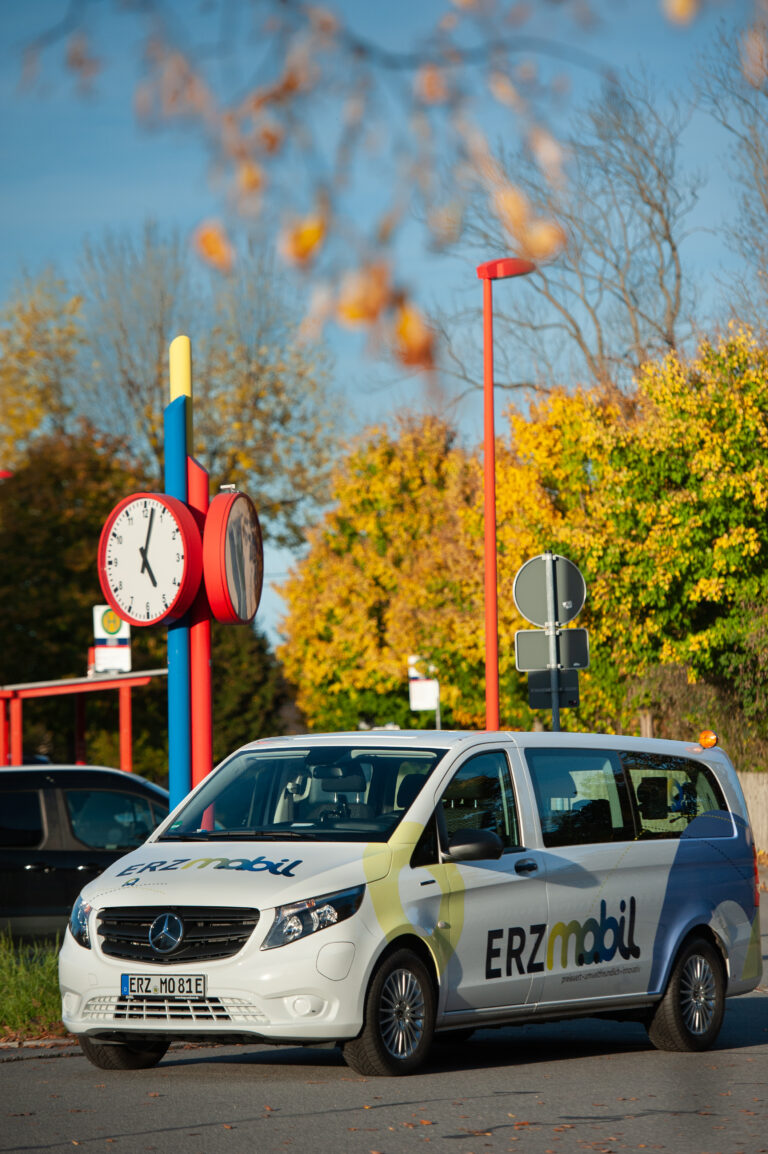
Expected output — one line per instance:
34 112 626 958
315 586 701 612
59 730 762 1076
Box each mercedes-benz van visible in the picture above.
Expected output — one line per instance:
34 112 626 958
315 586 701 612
59 730 762 1075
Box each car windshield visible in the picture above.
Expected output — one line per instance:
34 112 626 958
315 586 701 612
158 745 448 843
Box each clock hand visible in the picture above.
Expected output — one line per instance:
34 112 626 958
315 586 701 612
143 507 155 552
140 508 156 585
139 546 157 588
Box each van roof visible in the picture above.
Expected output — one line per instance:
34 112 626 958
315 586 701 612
240 730 729 763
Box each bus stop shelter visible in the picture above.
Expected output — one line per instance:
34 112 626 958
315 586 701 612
0 669 167 772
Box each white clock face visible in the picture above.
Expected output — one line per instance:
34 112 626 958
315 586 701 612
103 496 188 623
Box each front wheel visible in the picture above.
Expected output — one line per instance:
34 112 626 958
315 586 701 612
78 1036 170 1070
342 948 435 1076
646 937 725 1052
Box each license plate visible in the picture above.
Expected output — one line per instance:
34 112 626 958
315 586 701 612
121 973 207 997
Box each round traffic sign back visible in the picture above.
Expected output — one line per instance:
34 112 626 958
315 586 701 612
513 553 586 628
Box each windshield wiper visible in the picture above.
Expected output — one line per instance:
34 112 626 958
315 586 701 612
157 829 316 841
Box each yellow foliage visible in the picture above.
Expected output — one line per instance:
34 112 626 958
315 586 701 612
0 275 82 471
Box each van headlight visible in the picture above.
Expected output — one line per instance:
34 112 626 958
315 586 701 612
69 895 93 949
261 885 364 950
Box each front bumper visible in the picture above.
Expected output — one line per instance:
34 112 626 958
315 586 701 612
59 914 373 1044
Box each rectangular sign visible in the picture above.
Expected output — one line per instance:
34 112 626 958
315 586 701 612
528 669 580 710
93 604 131 673
409 678 439 711
515 627 589 671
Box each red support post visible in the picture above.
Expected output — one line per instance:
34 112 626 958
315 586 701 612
188 456 212 787
74 695 86 764
119 684 133 773
10 696 22 765
0 697 8 765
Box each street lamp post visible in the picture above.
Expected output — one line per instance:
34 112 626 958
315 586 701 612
476 257 535 731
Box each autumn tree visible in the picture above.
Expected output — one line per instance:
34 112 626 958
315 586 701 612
75 225 338 546
278 415 480 730
445 73 701 400
493 327 768 764
0 273 83 471
697 23 768 334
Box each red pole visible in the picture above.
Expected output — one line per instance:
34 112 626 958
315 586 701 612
74 695 86 764
0 698 8 765
476 257 536 733
10 696 22 765
188 457 212 787
482 276 500 732
119 684 133 773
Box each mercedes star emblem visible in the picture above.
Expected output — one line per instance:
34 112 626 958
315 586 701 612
148 912 184 954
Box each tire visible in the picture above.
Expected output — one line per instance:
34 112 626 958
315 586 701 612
78 1036 170 1071
342 948 435 1076
646 937 725 1053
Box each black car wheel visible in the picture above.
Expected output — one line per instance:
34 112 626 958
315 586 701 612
78 1036 170 1070
342 948 435 1076
646 937 725 1052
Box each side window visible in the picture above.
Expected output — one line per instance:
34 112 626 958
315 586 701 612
621 751 731 839
440 751 520 850
0 790 44 848
65 790 158 849
525 748 634 848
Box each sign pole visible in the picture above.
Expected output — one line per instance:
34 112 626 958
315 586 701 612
545 551 561 732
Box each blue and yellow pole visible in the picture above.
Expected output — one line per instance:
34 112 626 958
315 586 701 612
165 336 193 807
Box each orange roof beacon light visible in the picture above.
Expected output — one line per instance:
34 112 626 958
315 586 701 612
698 730 719 749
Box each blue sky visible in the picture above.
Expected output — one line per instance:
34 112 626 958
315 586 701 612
0 0 755 643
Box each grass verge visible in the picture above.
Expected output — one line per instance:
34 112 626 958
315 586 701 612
0 933 68 1042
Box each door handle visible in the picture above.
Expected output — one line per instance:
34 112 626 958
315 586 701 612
24 862 52 872
514 857 538 876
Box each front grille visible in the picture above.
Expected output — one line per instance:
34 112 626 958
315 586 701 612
97 906 260 964
81 995 267 1024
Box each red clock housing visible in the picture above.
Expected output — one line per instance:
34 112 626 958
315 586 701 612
203 491 264 624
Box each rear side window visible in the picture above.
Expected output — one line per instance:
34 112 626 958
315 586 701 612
0 790 44 847
65 790 160 849
620 751 731 839
525 748 634 848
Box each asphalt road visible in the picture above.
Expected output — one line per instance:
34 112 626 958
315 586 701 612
3 985 768 1154
4 885 768 1154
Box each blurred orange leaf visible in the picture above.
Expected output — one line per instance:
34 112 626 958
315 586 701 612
337 263 391 327
394 298 435 370
193 220 235 273
279 214 327 266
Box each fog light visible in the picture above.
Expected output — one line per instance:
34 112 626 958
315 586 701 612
289 995 323 1017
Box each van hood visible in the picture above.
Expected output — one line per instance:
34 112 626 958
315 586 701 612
80 839 392 910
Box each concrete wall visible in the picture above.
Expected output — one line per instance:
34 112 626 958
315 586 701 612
737 772 768 853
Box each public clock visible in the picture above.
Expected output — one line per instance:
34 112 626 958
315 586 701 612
98 493 203 626
203 490 264 624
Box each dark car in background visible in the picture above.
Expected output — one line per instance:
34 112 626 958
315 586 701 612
0 766 169 939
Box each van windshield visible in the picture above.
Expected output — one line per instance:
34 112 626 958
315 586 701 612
158 745 447 843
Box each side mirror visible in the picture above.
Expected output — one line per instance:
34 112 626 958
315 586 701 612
447 828 504 862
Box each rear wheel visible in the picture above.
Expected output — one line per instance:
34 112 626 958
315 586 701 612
78 1036 170 1070
646 937 725 1052
342 948 435 1076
